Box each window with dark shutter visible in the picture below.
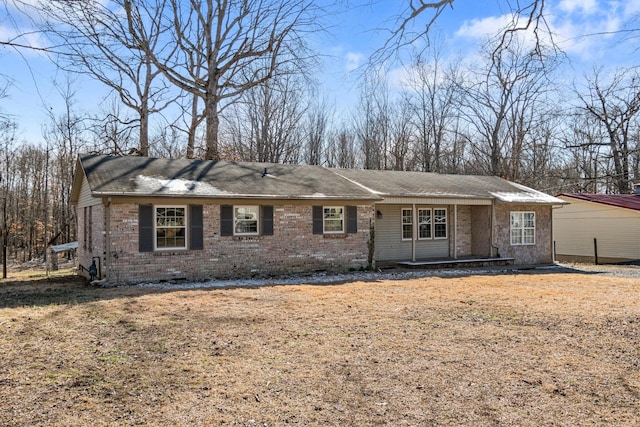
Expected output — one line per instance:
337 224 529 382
220 205 234 236
139 204 154 252
189 205 204 250
262 205 274 236
347 206 357 234
312 206 323 235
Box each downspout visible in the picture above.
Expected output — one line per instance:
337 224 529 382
104 197 111 280
454 204 458 259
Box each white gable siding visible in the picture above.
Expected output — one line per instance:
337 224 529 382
554 197 640 261
77 175 102 208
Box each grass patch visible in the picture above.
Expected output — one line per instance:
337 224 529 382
0 271 639 425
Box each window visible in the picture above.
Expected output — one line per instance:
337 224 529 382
416 208 447 240
312 206 357 235
139 204 203 252
434 208 447 239
418 208 431 239
511 211 535 245
402 208 413 240
323 207 344 233
155 206 187 249
234 206 259 235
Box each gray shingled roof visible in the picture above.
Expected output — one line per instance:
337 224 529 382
76 154 380 200
74 154 564 205
332 168 566 204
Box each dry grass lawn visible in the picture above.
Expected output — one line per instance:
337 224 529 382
0 269 639 426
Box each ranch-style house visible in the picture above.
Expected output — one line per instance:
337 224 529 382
70 154 565 283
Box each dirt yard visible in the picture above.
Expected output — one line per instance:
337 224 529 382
0 268 638 426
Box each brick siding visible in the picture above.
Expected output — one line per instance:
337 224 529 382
452 205 473 257
104 202 374 283
494 204 553 264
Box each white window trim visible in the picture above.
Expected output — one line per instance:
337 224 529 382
433 208 448 240
417 208 432 240
401 208 413 241
323 206 345 234
510 211 536 246
415 207 447 240
155 205 188 250
234 205 260 236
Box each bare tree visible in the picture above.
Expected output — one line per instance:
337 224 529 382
457 35 556 179
354 70 393 170
304 95 332 165
404 43 460 172
389 96 414 171
39 0 176 156
42 79 87 252
558 111 608 192
125 0 319 161
576 68 640 194
225 69 306 163
373 0 551 64
88 96 137 155
326 128 358 169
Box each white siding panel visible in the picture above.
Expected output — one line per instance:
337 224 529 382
374 205 412 261
374 204 449 261
78 175 102 208
416 239 449 258
553 198 640 260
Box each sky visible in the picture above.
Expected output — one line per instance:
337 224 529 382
1 0 640 145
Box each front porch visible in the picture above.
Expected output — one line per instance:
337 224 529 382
394 256 514 270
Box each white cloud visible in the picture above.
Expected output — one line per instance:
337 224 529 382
557 0 598 14
450 1 640 63
455 14 515 40
0 23 45 50
387 66 412 91
622 0 640 15
344 52 365 72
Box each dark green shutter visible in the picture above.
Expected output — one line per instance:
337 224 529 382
139 204 154 252
347 206 357 234
312 206 323 235
220 205 233 236
262 206 273 236
189 205 203 250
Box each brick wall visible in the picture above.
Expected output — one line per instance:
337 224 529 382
494 204 553 264
105 202 374 283
452 205 473 257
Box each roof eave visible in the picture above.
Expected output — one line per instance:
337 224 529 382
90 191 382 202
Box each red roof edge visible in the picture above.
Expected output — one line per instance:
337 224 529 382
557 193 640 212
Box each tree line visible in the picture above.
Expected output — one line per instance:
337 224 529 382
1 0 640 266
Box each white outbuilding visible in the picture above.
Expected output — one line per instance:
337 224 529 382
554 192 640 264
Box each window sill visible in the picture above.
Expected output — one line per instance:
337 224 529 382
152 249 190 256
233 235 261 241
323 233 347 239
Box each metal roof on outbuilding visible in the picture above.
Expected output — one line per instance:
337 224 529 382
557 193 640 212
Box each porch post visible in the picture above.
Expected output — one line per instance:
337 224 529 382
412 203 417 262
